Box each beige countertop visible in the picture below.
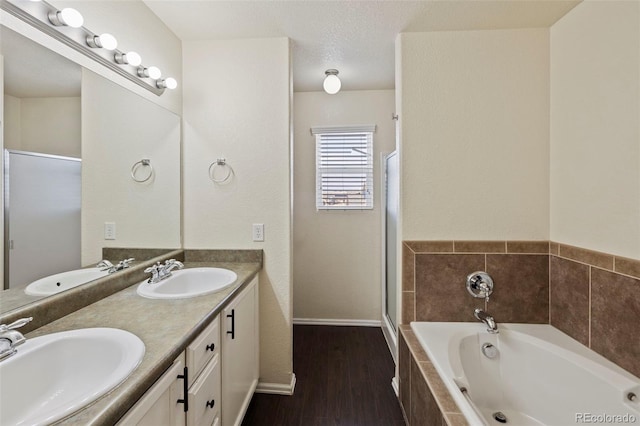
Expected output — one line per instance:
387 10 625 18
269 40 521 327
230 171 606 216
26 261 261 426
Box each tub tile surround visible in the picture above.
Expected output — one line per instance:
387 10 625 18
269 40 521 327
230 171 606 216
399 325 469 426
401 240 640 420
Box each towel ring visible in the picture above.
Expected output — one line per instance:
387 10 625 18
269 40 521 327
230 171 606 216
209 158 234 183
131 159 153 183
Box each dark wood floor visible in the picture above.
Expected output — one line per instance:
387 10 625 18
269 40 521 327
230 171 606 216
242 325 405 426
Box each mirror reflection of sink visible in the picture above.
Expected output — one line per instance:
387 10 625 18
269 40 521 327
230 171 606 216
24 268 109 296
0 327 144 426
137 267 238 299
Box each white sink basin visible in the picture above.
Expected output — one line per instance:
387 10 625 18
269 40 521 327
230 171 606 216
24 268 109 296
137 267 238 299
0 327 144 426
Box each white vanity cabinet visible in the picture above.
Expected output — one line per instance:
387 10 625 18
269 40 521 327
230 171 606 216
118 354 187 426
221 276 259 426
119 276 259 426
119 317 221 426
186 316 221 426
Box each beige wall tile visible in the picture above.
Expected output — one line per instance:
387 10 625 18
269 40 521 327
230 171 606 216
402 291 416 324
486 254 549 323
591 268 640 378
415 254 484 321
454 241 506 253
403 244 416 291
549 256 590 346
559 244 614 270
506 241 550 254
614 256 640 280
405 241 454 253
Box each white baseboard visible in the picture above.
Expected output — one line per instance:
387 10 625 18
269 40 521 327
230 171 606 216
293 318 382 327
255 373 297 395
391 376 399 397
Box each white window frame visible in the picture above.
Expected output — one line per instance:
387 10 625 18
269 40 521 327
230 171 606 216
311 125 376 211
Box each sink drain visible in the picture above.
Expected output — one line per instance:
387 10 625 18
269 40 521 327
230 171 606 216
493 412 508 423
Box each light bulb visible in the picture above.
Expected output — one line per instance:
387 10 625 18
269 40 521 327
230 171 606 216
125 52 142 67
147 66 162 80
323 69 341 94
116 52 142 67
87 33 118 50
97 34 117 50
156 78 178 90
164 78 177 90
49 8 84 28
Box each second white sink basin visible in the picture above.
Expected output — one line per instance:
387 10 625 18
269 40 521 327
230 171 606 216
24 268 109 296
137 267 238 299
0 327 144 426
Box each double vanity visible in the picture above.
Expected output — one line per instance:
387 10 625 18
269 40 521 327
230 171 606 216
0 249 262 426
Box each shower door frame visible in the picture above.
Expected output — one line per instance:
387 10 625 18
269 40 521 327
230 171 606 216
380 150 399 363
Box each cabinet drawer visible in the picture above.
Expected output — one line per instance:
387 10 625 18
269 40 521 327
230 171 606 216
187 354 220 426
187 315 219 385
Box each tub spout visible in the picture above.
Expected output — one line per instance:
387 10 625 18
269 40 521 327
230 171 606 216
474 308 498 334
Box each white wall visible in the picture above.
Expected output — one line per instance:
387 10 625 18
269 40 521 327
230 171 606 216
8 97 80 157
397 28 550 241
81 69 181 265
550 1 640 259
293 90 395 322
182 38 293 386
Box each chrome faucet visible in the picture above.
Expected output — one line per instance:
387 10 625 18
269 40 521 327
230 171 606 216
0 317 33 361
474 308 498 334
145 259 184 284
97 259 114 271
97 258 135 274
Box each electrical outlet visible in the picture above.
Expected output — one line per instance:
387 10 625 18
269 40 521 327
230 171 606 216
104 222 116 240
252 223 264 242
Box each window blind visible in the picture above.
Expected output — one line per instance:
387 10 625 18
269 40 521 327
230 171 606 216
314 131 374 210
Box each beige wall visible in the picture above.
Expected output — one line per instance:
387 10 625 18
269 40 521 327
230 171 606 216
182 38 293 386
4 96 80 157
293 90 395 322
550 1 640 259
3 94 21 150
81 69 181 265
397 28 550 241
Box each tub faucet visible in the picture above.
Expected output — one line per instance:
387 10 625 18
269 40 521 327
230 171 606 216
0 317 33 362
474 308 498 334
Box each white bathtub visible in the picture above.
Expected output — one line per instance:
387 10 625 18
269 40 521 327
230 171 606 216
410 322 640 426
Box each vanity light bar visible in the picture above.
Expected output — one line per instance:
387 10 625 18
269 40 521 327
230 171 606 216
1 0 177 95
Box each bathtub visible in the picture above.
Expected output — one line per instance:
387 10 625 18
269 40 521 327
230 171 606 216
410 322 640 426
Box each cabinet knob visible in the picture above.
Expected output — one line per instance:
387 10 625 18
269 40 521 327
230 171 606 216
206 343 215 351
206 399 215 409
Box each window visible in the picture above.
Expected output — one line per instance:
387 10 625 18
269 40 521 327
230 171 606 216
311 125 375 210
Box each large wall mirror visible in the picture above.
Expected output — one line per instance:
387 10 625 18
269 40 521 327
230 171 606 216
0 25 181 313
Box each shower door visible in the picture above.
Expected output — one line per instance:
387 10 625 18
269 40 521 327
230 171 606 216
4 150 81 289
381 150 399 360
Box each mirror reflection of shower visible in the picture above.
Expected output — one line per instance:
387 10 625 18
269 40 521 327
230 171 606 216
2 25 82 290
4 151 81 289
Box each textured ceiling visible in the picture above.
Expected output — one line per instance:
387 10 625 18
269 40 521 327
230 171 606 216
145 0 581 92
1 26 81 98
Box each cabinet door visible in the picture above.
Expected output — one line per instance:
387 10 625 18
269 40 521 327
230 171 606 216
187 354 221 426
221 276 259 426
118 354 186 426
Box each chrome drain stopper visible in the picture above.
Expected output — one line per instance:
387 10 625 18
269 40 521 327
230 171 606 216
493 412 508 423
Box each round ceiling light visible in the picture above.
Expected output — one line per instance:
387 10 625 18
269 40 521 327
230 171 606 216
323 69 341 95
